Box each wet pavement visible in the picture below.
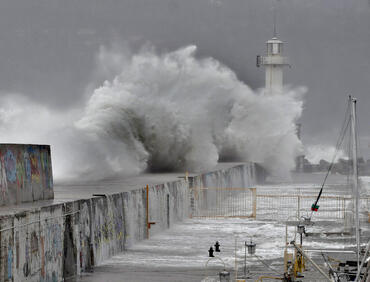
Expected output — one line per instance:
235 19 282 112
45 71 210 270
75 216 364 282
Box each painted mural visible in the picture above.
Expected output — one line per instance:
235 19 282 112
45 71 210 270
0 144 53 206
41 219 63 282
5 150 17 183
0 153 8 199
0 169 194 281
7 246 13 279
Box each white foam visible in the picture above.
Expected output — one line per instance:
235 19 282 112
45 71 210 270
0 45 305 180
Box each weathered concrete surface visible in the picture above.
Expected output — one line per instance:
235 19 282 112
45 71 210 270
190 162 259 188
0 162 261 282
0 144 53 206
77 218 288 282
77 173 370 282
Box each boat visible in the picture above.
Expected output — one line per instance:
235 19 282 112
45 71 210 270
201 96 370 282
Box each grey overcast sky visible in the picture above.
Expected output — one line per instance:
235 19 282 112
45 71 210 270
0 0 369 154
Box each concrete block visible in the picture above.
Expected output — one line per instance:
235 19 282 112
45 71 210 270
0 144 53 206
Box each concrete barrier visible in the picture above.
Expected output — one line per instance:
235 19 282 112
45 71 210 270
0 163 260 281
0 144 53 206
190 163 258 188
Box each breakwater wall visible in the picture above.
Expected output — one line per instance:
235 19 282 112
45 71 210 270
189 163 263 189
0 144 53 206
0 163 261 282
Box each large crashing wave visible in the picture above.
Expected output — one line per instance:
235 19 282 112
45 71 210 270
0 45 304 180
76 45 305 176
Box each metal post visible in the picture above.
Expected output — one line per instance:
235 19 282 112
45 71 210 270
244 242 247 277
252 188 257 218
355 239 370 281
291 241 333 281
145 185 157 238
235 237 238 280
146 185 149 239
350 96 360 272
167 194 170 228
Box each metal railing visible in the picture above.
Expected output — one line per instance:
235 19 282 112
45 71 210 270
190 186 370 222
260 56 289 65
256 194 348 221
190 187 256 218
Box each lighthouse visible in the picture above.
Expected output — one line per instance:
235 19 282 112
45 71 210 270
257 16 304 172
256 34 289 94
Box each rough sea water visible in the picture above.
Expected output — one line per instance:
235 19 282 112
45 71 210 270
0 45 305 181
77 173 370 282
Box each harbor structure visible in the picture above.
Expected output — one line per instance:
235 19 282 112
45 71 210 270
256 30 289 95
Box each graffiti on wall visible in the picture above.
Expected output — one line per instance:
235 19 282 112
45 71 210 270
7 245 13 279
23 238 30 277
0 144 53 203
41 236 45 278
28 147 41 184
40 149 52 189
0 152 8 198
39 220 63 282
44 271 58 282
16 151 25 189
31 231 39 254
24 151 31 184
44 222 62 262
114 213 124 241
15 231 20 270
5 149 17 183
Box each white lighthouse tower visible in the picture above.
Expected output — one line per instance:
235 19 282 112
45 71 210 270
257 25 289 94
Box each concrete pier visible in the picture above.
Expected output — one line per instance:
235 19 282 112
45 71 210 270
0 162 262 282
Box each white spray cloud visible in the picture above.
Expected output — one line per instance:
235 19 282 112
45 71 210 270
0 45 304 180
77 45 305 176
305 145 347 164
0 94 143 181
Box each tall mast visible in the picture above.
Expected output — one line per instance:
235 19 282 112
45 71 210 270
350 95 360 272
273 5 277 38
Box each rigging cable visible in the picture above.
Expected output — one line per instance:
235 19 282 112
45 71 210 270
309 99 351 220
254 255 284 276
355 105 362 194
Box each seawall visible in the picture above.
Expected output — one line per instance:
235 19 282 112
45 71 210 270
0 163 262 282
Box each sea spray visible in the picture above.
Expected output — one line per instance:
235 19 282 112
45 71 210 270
0 45 304 180
305 145 347 164
77 45 304 177
0 94 144 180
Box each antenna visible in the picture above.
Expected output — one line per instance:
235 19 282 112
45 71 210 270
273 5 277 37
